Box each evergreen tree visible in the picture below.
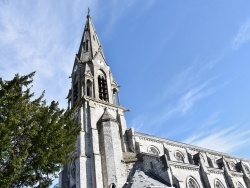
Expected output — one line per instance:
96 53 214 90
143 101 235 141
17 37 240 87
0 72 80 187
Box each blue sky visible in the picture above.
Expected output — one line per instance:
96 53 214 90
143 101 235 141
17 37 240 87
1 0 250 183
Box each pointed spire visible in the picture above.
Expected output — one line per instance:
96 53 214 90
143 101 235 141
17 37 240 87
77 9 105 62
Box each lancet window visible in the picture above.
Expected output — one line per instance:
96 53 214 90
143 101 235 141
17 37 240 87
98 75 108 101
73 82 78 104
86 80 93 97
113 88 119 105
86 40 89 52
83 42 85 51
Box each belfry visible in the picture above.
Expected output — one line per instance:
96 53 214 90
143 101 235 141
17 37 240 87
59 11 250 188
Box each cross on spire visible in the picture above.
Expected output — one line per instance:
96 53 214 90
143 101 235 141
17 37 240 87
87 8 90 17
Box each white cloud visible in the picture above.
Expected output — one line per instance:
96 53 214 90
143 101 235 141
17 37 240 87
0 0 91 109
130 115 146 132
179 82 211 113
129 56 224 132
151 57 220 108
232 19 250 50
134 80 218 133
184 120 250 153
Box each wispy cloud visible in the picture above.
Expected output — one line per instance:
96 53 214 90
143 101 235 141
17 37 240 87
0 0 90 108
184 124 250 153
151 58 220 107
151 80 218 126
130 115 146 132
232 19 250 50
97 0 156 37
183 111 250 153
179 81 212 113
129 56 225 135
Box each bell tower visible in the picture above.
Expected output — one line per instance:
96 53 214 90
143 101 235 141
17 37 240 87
61 10 129 188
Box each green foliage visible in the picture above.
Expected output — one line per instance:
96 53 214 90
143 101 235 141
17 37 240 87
0 72 80 187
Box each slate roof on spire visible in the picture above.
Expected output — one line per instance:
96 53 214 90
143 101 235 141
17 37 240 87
77 10 105 62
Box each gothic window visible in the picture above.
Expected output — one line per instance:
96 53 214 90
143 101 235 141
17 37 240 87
98 74 108 101
86 40 89 51
86 80 93 97
187 177 199 188
93 35 95 41
148 146 159 156
113 88 119 105
215 179 225 188
175 151 184 162
73 82 78 104
83 42 85 51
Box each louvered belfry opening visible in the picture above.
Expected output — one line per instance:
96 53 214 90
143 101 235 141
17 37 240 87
73 82 78 104
98 75 108 101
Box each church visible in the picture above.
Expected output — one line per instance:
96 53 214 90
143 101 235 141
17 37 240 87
59 11 250 188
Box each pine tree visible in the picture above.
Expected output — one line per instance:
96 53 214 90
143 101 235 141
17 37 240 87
0 72 80 187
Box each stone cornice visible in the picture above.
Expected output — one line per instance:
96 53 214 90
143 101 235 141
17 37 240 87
207 168 224 175
84 96 129 111
134 132 250 162
168 161 199 170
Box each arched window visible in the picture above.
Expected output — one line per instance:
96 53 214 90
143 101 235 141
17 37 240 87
86 80 92 97
187 177 199 188
73 82 78 104
109 183 116 188
98 73 108 101
175 151 184 162
237 182 244 188
214 179 225 188
148 146 159 156
113 89 119 105
83 42 85 51
86 40 89 52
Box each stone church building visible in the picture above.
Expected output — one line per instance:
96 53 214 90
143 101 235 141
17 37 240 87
59 12 250 188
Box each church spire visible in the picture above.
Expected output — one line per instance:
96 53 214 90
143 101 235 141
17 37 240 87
77 9 105 62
